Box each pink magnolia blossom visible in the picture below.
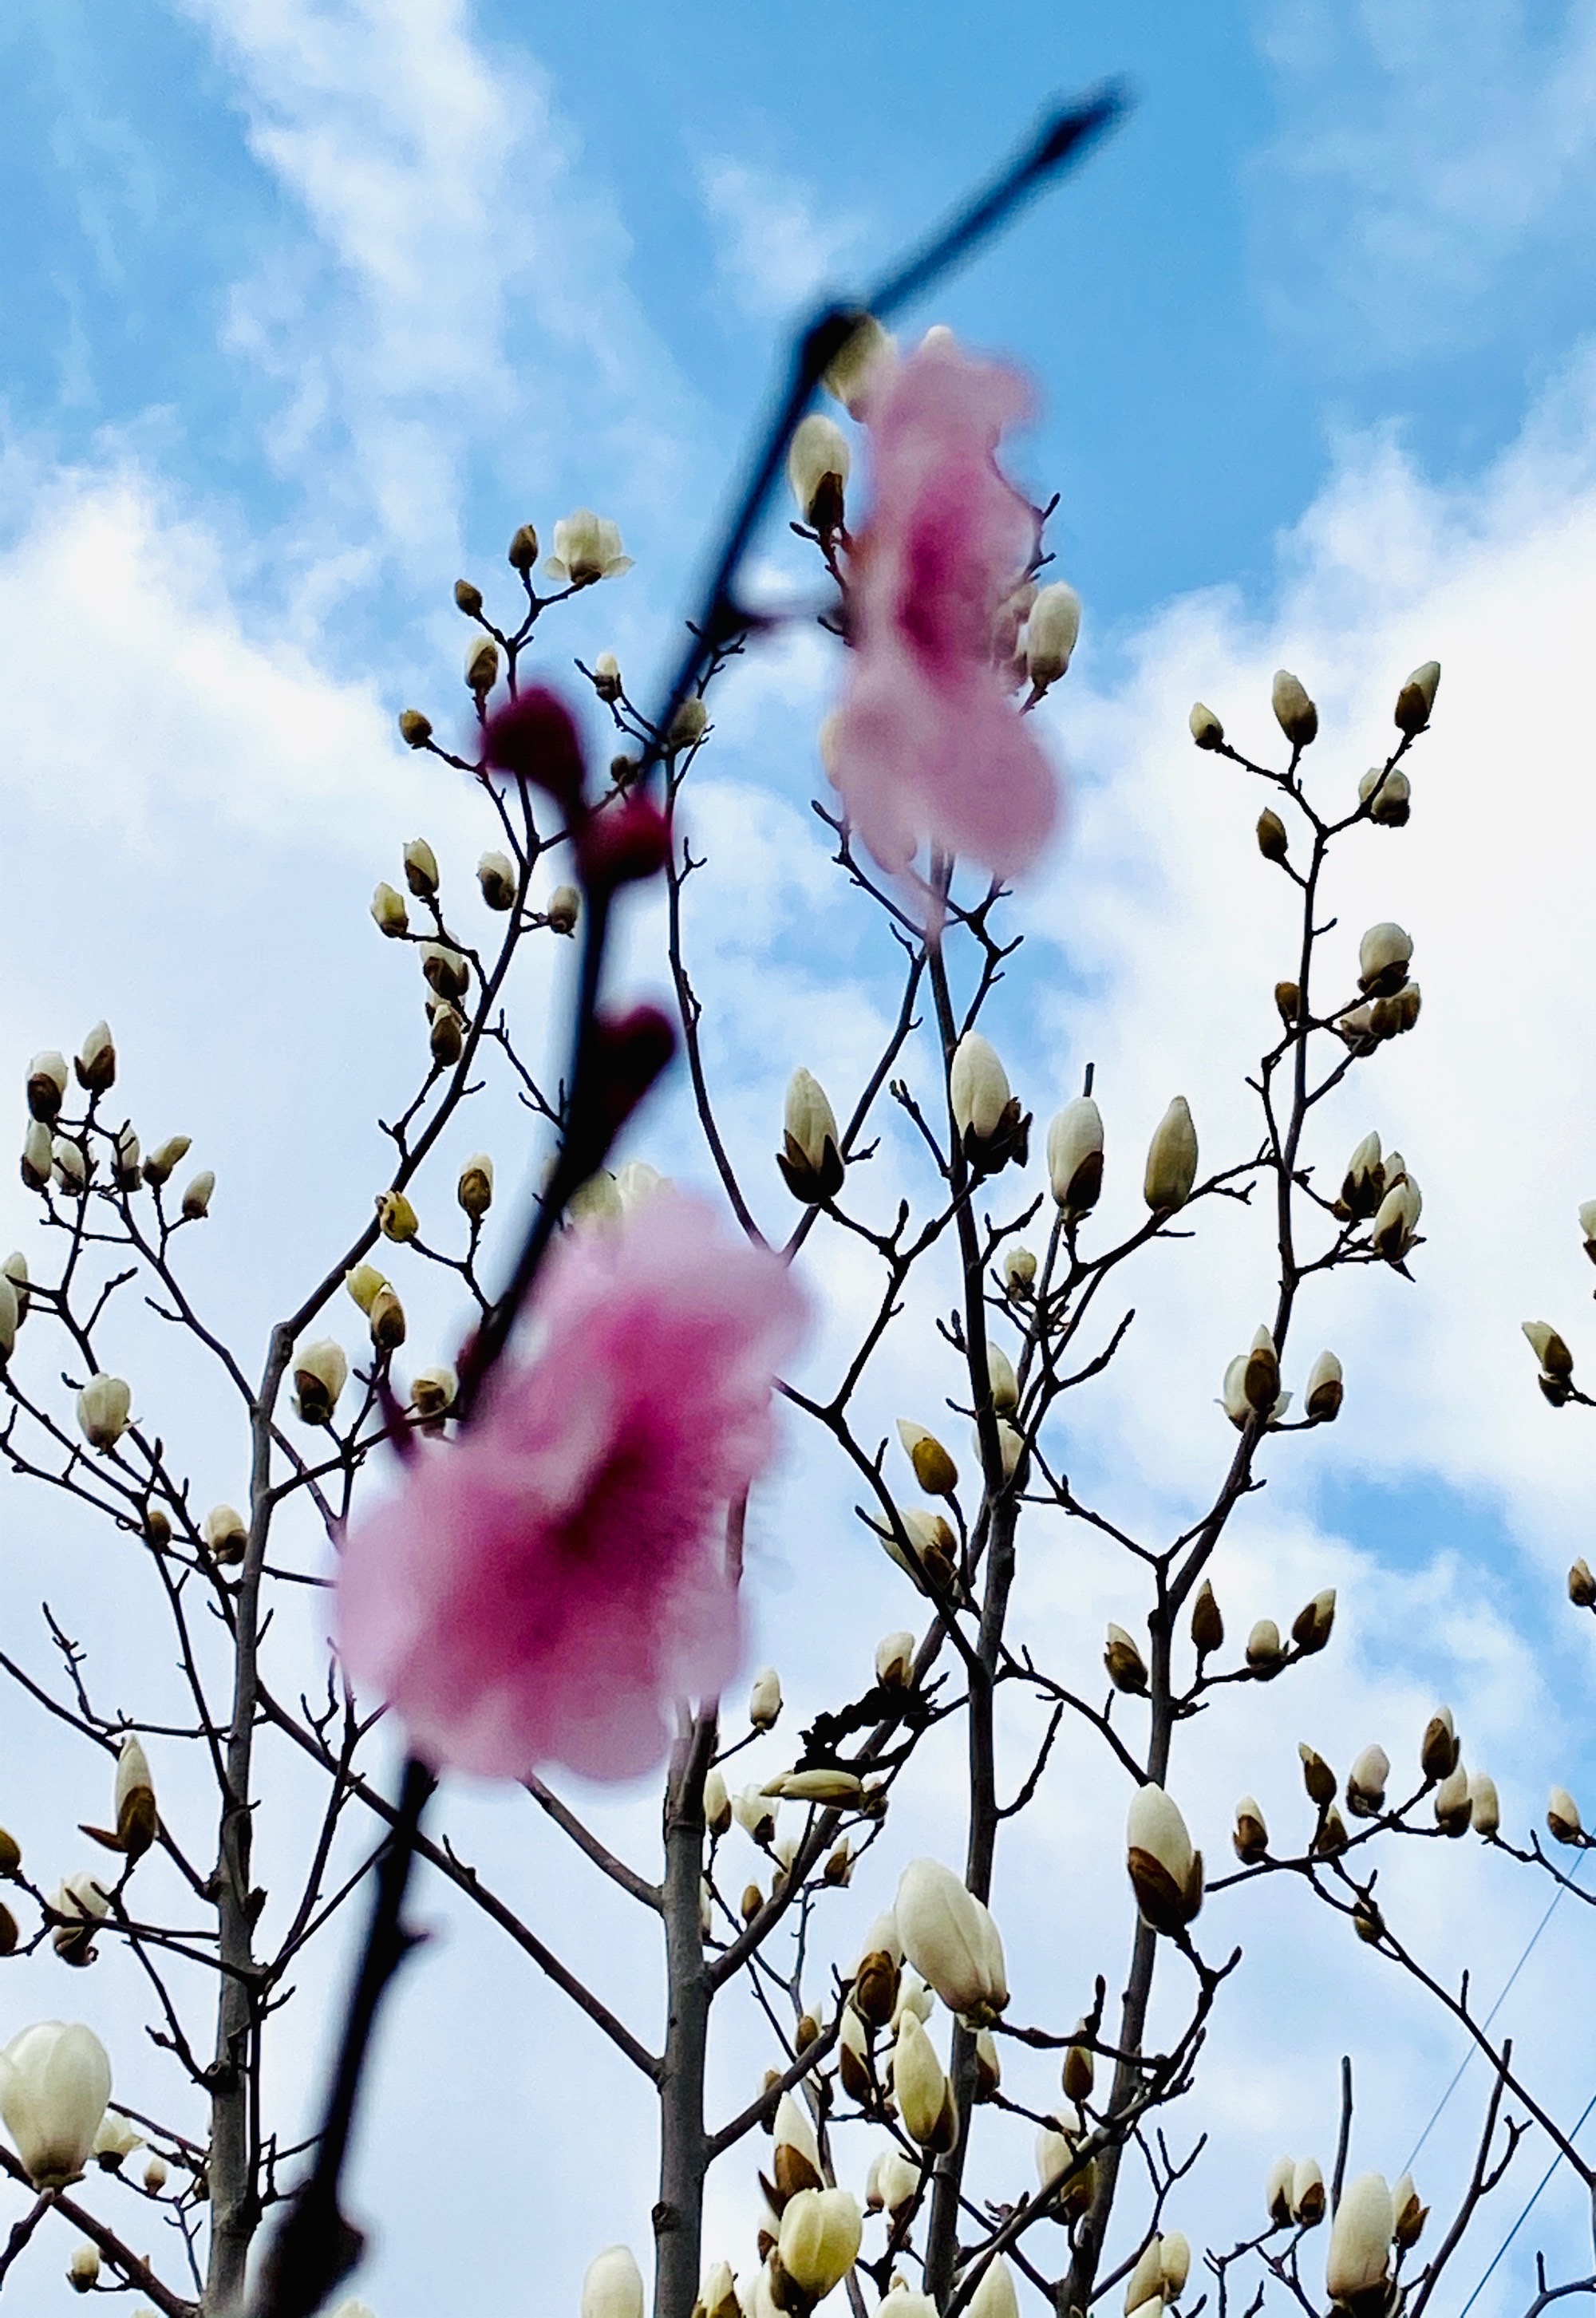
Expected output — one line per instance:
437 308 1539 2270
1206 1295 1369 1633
828 338 1060 880
338 1191 807 1783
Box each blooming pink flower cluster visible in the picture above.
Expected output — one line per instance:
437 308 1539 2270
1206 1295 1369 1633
828 338 1060 883
338 1191 807 1783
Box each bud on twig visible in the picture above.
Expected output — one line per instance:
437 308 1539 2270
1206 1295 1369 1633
369 1283 406 1351
377 1191 420 1242
1570 1558 1596 1608
1434 1761 1472 1836
142 1135 190 1189
1357 922 1413 997
27 1051 69 1122
786 416 851 531
1105 1623 1149 1695
875 1632 915 1689
77 1374 132 1451
75 1022 116 1096
1126 1783 1203 1933
1047 1097 1104 1218
203 1504 247 1566
1468 1771 1499 1838
1191 1580 1223 1658
1346 1745 1389 1818
1246 1618 1284 1676
1359 764 1411 826
1233 1797 1268 1863
1305 1352 1343 1423
1293 2157 1325 2226
1420 1708 1459 1782
1025 582 1082 690
1325 2172 1394 2311
583 2247 645 2318
464 635 500 695
950 1033 1029 1177
1291 1589 1336 1654
404 838 440 898
749 1667 782 1731
1548 1786 1582 1844
895 1858 1008 2020
477 851 516 910
410 1366 457 1420
1394 661 1440 736
779 1071 845 1205
893 2013 955 2150
458 1152 494 1221
1002 1245 1037 1297
293 1339 348 1427
1257 808 1289 864
1266 2156 1294 2226
1189 703 1224 750
181 1170 215 1220
897 1421 958 1499
1144 1098 1198 1216
1271 670 1317 748
1299 1744 1337 1807
547 883 580 935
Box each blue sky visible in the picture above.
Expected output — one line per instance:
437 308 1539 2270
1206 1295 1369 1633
7 4 1596 2315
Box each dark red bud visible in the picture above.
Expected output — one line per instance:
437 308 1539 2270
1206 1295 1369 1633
576 797 670 890
591 1005 676 1134
481 687 587 807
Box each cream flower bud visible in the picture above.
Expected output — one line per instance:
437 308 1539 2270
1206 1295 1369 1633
68 2241 101 2289
950 1033 1011 1143
703 1766 732 1837
0 1277 15 1364
1346 1745 1389 1818
1002 1245 1037 1297
870 2150 919 2216
986 1345 1018 1416
1468 1771 1499 1838
420 941 469 1002
92 2110 140 2166
1036 2111 1079 2191
1025 582 1082 689
590 652 623 705
993 1419 1025 1479
1306 1351 1343 1422
1434 1761 1473 1835
763 1768 863 1805
547 511 633 586
1233 1797 1268 1863
617 1162 668 1211
21 1120 53 1191
1549 1786 1582 1843
1127 1783 1202 1932
1357 922 1413 996
547 883 581 935
1189 703 1224 749
774 2088 822 2178
76 1021 116 1096
51 1874 109 1964
969 2256 1019 2318
1144 1097 1198 1215
478 850 517 910
1047 1097 1104 1216
1292 2156 1325 2225
787 415 851 528
1123 2241 1163 2315
1159 2237 1190 2300
1325 2173 1394 2307
875 1631 915 1688
1290 1589 1336 1656
670 695 709 749
733 1786 776 1846
1246 1618 1284 1674
27 1049 69 1122
897 1420 958 1499
403 838 440 898
1394 661 1440 735
1393 2172 1427 2249
144 2152 169 2193
4 1252 30 1325
293 1338 348 1426
894 1858 1007 2018
52 1135 87 1194
377 1191 420 1242
346 1263 387 1315
1359 764 1411 826
778 2188 862 2300
1266 2154 1295 2225
891 1968 934 2032
1371 1179 1421 1262
1105 1623 1149 1695
203 1504 247 1566
823 314 895 417
508 523 539 572
112 1127 141 1191
1221 1356 1250 1429
1420 1707 1458 1781
0 2022 112 2187
892 2012 953 2148
464 634 500 693
181 1169 215 1220
368 1283 406 1352
780 1070 844 1204
142 1134 191 1188
749 1666 782 1730
1523 1321 1574 1379
1300 1744 1337 1805
1271 670 1317 748
458 1152 494 1221
398 708 433 749
371 881 409 937
77 1374 131 1450
583 2246 646 2318
410 1365 457 1420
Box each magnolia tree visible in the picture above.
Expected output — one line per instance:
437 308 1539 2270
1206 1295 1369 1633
0 94 1591 2318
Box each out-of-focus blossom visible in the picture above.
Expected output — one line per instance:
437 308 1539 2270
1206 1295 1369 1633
338 1193 807 1782
826 340 1058 882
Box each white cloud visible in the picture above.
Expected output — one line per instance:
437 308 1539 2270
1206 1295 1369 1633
696 152 864 321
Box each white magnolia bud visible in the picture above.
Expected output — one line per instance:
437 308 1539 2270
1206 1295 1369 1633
894 1858 1007 2017
1306 1350 1344 1422
0 1276 16 1363
993 1419 1025 1479
458 1151 494 1221
1159 2237 1190 2300
1266 2154 1295 2225
1047 1097 1104 1216
1025 582 1082 688
1245 1618 1284 1674
547 511 633 586
77 1374 132 1451
823 314 895 417
1346 1745 1389 1818
1523 1321 1574 1378
1233 1797 1269 1862
670 696 709 749
778 2187 862 2300
1549 1785 1582 1843
403 837 440 897
547 883 580 935
1127 1783 1202 1932
1189 702 1224 748
950 1033 1012 1143
410 1365 457 1420
591 651 622 701
52 1135 87 1194
1359 764 1412 825
477 850 517 910
968 2256 1019 2318
1105 1623 1149 1694
1371 1178 1421 1263
893 2012 952 2149
986 1345 1018 1416
76 1021 116 1095
203 1504 248 1566
143 1134 191 1188
1144 1098 1198 1214
1123 2240 1163 2315
733 1786 777 1846
68 2241 101 2289
1394 660 1440 735
897 1420 958 1499
370 880 409 936
868 2150 919 2216
583 2246 646 2318
21 1120 53 1190
875 1632 915 1688
1468 1771 1500 1838
1271 669 1317 748
293 1338 348 1426
464 634 500 693
1357 922 1413 994
787 415 851 527
780 1070 844 1203
2 1252 28 1325
345 1262 386 1315
890 1968 934 2032
1002 1245 1037 1296
27 1049 69 1121
1434 1761 1473 1835
0 2021 112 2187
91 2109 140 2166
181 1169 215 1220
775 2089 822 2177
1292 2156 1325 2225
749 1667 782 1731
144 2152 169 2193
1325 2173 1395 2306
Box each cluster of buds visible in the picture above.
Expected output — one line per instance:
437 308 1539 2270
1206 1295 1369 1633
1523 1321 1576 1407
1335 1135 1422 1266
1358 763 1410 827
778 1071 845 1204
1126 1784 1203 1933
1336 924 1420 1054
1266 2153 1326 2228
950 1034 1029 1179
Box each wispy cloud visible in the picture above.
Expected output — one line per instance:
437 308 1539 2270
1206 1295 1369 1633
695 151 865 321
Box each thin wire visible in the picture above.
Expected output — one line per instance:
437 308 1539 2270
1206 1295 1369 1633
1456 2084 1596 2318
1403 1850 1588 2174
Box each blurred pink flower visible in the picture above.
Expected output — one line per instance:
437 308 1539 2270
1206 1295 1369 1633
828 338 1059 880
338 1192 807 1783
